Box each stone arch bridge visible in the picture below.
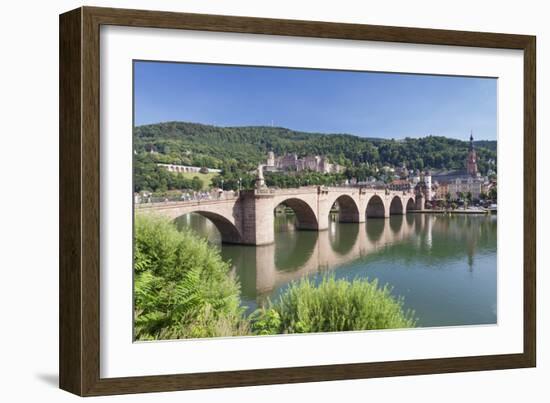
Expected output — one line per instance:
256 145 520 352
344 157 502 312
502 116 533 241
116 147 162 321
136 186 424 245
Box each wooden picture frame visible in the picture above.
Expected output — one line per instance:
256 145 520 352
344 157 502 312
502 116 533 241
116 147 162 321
59 6 536 396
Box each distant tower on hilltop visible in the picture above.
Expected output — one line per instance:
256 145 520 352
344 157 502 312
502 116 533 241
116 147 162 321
266 151 275 167
466 131 478 177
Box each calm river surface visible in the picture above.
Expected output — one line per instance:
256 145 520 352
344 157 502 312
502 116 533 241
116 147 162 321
174 213 497 327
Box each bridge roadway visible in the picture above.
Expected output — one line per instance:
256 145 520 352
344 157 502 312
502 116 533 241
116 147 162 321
135 186 424 245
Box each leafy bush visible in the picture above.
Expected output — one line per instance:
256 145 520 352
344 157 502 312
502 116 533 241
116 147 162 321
249 308 282 335
134 214 248 340
134 214 415 340
251 276 415 335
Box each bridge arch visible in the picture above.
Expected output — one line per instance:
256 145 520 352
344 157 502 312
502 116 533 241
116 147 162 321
330 194 360 223
173 211 242 244
366 195 387 218
276 197 319 230
389 195 405 215
405 196 416 213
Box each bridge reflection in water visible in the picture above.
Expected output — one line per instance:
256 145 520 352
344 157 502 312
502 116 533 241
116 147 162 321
174 213 497 327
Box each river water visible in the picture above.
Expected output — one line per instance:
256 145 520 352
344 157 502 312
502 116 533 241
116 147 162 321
174 213 497 328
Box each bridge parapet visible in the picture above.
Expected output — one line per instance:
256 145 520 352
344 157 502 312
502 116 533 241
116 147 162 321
135 196 239 210
260 186 323 197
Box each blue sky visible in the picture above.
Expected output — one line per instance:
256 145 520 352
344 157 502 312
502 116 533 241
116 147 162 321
134 61 497 141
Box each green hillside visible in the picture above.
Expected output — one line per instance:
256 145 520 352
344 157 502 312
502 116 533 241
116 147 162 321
133 121 497 193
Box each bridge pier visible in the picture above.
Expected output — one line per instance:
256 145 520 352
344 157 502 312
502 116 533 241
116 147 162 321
317 198 331 231
415 195 425 211
240 191 275 245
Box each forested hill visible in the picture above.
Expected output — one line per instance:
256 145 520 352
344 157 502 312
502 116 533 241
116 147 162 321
134 121 497 174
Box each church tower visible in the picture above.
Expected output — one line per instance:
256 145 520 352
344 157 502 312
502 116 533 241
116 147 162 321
466 131 478 177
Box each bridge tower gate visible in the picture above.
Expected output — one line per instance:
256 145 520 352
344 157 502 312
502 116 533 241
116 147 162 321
415 194 425 211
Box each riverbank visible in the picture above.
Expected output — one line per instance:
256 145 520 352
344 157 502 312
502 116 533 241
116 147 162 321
412 209 493 215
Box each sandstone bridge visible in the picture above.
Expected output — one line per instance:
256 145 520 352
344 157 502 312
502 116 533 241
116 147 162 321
135 186 424 245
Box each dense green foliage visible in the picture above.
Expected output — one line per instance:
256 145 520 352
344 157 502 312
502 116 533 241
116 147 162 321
263 171 347 188
134 214 416 339
250 276 416 334
133 154 207 193
134 121 497 192
134 214 248 340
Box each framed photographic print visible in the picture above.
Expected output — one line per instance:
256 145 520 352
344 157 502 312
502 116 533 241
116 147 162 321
59 6 536 396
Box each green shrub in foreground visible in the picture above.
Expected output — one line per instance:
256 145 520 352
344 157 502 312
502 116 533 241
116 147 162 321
134 214 248 340
250 276 416 335
134 214 416 339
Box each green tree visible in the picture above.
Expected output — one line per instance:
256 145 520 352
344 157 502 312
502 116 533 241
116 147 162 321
466 191 472 207
414 157 424 170
191 176 204 191
489 187 497 201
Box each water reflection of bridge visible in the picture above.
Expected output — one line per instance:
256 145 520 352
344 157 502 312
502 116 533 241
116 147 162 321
226 214 433 295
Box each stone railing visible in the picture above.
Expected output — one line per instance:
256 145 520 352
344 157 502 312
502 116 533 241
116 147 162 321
135 192 239 208
135 185 415 207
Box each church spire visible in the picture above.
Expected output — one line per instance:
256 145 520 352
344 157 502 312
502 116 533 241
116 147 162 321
466 130 478 176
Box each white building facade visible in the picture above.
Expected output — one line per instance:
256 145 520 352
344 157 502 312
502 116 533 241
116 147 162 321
157 163 222 174
265 152 342 174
